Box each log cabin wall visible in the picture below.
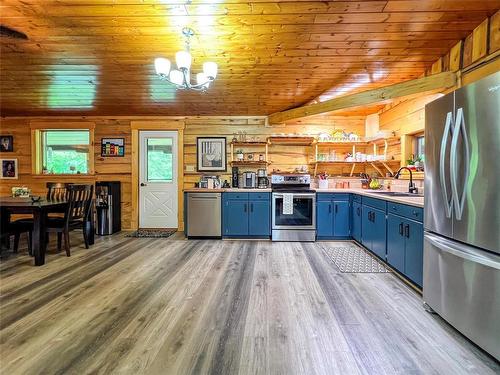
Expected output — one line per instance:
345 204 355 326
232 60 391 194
377 11 499 167
0 115 365 229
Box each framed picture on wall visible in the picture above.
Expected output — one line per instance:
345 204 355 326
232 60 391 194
0 135 14 152
1 159 18 179
197 137 227 172
101 138 125 157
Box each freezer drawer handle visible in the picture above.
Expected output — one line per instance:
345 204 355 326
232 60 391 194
425 233 500 270
439 111 454 218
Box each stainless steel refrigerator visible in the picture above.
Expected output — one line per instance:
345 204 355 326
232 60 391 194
424 71 500 359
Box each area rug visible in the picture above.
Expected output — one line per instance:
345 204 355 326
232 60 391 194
126 229 177 238
321 244 390 273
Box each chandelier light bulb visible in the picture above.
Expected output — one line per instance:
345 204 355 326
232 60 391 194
203 61 218 80
176 51 192 70
154 57 171 76
196 72 209 88
169 69 184 86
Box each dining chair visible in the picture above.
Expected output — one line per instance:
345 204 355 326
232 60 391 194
46 184 94 256
46 182 72 201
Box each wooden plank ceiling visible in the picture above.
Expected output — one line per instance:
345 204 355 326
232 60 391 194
0 0 498 117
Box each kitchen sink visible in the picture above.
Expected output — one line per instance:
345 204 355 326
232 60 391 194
370 191 423 197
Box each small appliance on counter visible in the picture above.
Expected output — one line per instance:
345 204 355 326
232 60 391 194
95 181 121 235
199 175 221 189
231 167 239 188
257 168 269 189
242 172 256 188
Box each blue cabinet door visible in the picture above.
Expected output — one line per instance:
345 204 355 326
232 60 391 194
387 214 405 273
351 201 362 242
223 200 248 236
317 200 333 237
371 207 387 260
404 219 423 287
333 201 350 237
361 205 372 248
249 200 270 236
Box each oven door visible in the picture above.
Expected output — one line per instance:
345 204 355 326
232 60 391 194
272 193 316 230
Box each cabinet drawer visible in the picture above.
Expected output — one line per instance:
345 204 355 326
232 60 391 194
223 192 248 200
317 193 349 201
388 202 423 222
351 194 362 203
362 196 387 211
248 192 270 201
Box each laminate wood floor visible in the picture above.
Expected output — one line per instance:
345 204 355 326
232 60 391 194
1 233 498 375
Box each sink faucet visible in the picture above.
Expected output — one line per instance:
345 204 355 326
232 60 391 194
394 167 418 194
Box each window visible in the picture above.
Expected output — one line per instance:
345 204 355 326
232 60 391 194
40 130 91 174
146 138 173 182
415 135 425 161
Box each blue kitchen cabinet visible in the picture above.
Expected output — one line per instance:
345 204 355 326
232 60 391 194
316 194 350 239
223 192 271 238
371 207 387 259
248 199 271 236
317 200 334 237
404 219 423 287
387 213 406 273
333 200 350 237
386 210 423 287
351 201 362 242
361 205 372 247
361 197 387 260
223 199 249 236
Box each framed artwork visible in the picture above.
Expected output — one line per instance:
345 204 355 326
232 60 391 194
197 137 227 172
1 159 18 179
0 135 14 152
101 138 125 157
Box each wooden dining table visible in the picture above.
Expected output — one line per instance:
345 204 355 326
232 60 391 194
0 197 94 266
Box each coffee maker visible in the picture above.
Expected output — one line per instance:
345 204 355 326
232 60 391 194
257 168 269 188
231 167 239 188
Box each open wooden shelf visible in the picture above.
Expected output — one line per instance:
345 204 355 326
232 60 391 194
230 141 268 146
230 160 271 166
267 136 315 146
316 141 369 147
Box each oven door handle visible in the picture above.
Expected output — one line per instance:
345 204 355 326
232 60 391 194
272 193 315 199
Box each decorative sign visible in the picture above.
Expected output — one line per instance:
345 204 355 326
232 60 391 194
196 137 227 172
101 138 125 157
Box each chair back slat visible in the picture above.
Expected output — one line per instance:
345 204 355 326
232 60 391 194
64 184 94 224
46 182 72 201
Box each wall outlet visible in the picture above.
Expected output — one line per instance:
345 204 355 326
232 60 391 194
185 165 195 172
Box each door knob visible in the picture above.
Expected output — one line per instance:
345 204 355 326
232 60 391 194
140 183 147 187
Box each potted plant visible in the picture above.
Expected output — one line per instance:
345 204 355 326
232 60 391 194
236 149 244 161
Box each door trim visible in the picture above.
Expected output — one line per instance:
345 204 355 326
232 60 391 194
131 121 185 230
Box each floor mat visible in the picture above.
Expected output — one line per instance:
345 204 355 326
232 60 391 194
126 229 177 238
322 244 390 273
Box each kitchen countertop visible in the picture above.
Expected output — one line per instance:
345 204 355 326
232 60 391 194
184 187 423 207
184 188 272 193
314 188 424 207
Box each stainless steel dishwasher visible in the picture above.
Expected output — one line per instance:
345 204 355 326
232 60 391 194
187 192 222 238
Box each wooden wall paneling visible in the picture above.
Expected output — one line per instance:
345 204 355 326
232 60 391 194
449 41 463 72
472 18 490 62
462 33 474 67
490 11 500 53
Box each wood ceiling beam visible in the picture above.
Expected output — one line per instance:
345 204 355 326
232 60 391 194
268 72 457 124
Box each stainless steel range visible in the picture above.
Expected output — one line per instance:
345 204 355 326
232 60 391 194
271 174 316 241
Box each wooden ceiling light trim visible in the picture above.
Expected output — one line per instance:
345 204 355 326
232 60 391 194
268 72 458 124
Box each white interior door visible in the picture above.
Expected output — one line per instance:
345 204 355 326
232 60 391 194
139 131 178 228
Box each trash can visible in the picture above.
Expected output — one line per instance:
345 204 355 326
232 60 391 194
95 181 121 235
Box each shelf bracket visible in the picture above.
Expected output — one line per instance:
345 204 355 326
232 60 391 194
370 162 384 177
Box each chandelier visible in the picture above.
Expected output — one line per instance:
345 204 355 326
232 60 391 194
154 27 218 91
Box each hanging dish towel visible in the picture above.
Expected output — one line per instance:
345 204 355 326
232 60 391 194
282 193 294 215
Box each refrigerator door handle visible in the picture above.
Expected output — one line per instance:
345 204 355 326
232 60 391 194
425 232 500 270
439 111 454 218
450 107 470 221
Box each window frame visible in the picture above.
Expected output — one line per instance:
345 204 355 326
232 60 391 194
413 133 425 160
30 122 95 175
